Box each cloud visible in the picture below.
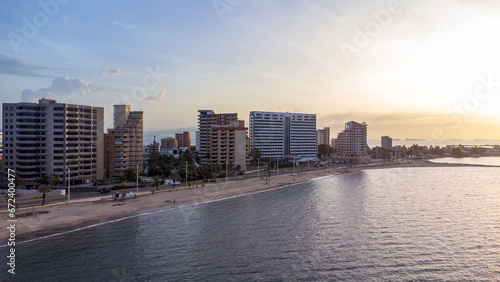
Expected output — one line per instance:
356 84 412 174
113 21 137 30
146 88 166 101
100 68 128 77
0 53 56 78
21 76 101 102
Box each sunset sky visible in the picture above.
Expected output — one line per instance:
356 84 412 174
2 0 500 142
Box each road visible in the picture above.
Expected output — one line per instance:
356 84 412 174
0 164 346 209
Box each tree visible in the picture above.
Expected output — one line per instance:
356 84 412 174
152 175 163 190
168 172 181 188
249 148 261 166
260 166 272 184
317 144 331 158
123 168 137 182
38 184 52 206
49 174 59 188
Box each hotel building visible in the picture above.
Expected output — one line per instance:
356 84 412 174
2 98 104 185
336 121 368 157
249 111 317 160
104 105 143 178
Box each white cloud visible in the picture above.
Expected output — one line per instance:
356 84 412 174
100 68 128 77
146 88 166 101
113 21 137 30
21 76 101 102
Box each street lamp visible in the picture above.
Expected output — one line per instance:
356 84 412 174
67 167 70 202
136 163 139 193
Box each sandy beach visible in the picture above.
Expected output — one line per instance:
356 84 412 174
1 160 496 245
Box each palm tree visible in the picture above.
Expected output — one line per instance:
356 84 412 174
49 174 59 189
38 184 52 206
152 175 162 190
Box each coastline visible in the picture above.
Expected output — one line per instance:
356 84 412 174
1 160 498 246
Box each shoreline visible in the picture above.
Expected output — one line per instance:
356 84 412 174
1 160 498 246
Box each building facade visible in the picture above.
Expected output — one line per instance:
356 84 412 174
104 105 143 178
317 127 330 146
2 98 104 186
381 136 393 150
161 137 178 150
197 110 238 165
336 121 368 157
209 120 247 171
249 111 317 160
175 131 191 149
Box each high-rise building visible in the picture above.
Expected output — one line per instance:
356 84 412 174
2 98 104 186
210 120 247 171
336 121 368 157
104 105 143 178
381 136 392 150
317 127 330 146
249 111 316 160
0 131 3 161
175 131 191 149
161 137 178 150
197 110 238 165
331 138 337 150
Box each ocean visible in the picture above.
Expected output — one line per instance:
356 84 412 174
3 165 500 281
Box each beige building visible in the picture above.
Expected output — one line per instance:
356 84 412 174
316 127 330 146
336 121 368 157
210 120 247 171
2 98 104 186
104 105 143 178
197 110 238 165
161 137 178 150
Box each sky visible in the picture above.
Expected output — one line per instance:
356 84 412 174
2 0 500 143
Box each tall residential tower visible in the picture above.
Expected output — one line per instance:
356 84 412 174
2 99 104 186
249 111 316 160
104 105 143 178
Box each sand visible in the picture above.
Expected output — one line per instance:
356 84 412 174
1 160 495 245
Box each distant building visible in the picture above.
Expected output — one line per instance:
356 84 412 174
197 110 238 165
143 137 160 158
161 137 178 150
104 105 143 178
249 111 316 160
175 131 191 149
316 127 330 146
336 121 368 158
2 98 104 186
381 136 392 150
331 138 337 150
210 120 248 171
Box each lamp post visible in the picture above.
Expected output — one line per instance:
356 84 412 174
136 163 139 193
225 159 228 182
67 168 70 202
185 161 188 188
257 158 260 178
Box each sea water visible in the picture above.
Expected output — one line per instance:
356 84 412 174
3 167 499 281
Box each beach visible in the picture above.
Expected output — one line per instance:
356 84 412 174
0 160 494 245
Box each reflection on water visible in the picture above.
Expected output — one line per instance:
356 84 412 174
6 167 500 281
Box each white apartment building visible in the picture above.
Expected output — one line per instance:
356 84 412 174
249 111 316 159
